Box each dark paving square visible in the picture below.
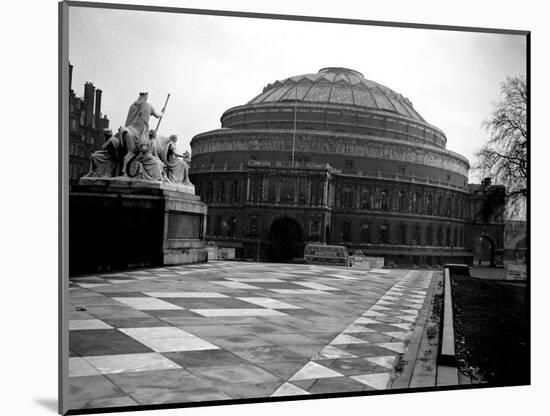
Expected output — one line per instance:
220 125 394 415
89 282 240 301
70 329 153 356
204 335 276 349
341 343 398 358
101 317 171 328
143 309 203 318
256 333 320 346
69 375 127 402
187 364 281 385
217 381 283 399
306 376 368 394
163 349 252 368
107 369 215 398
314 358 385 376
98 292 149 298
276 308 328 317
255 360 310 380
230 345 306 363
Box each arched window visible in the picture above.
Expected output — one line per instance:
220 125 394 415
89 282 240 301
360 188 371 210
426 193 433 215
446 226 452 246
397 191 405 212
227 216 236 237
374 189 380 209
437 227 444 246
379 224 389 244
217 181 226 202
214 215 222 236
342 221 352 242
437 195 444 216
426 226 433 246
412 224 421 245
446 197 452 217
413 192 422 214
231 180 239 203
454 225 458 246
206 182 213 202
381 190 389 210
342 186 353 208
360 223 371 243
398 223 407 245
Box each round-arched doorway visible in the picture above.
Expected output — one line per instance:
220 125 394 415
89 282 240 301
473 235 497 267
268 217 303 261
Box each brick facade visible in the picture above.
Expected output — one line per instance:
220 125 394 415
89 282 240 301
189 68 505 266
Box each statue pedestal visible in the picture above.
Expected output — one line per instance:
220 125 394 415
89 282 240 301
69 177 207 276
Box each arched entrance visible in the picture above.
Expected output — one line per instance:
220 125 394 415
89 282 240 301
268 217 303 261
473 235 496 267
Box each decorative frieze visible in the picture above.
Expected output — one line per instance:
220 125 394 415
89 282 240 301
191 130 469 177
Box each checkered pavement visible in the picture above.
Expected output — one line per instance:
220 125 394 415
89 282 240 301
67 262 435 409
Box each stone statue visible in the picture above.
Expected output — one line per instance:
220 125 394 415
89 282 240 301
85 128 123 178
82 91 194 191
120 92 164 175
154 133 192 185
125 129 165 181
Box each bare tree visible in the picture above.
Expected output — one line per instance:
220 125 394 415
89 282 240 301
476 75 527 212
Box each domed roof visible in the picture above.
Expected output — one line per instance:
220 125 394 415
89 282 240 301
248 67 425 123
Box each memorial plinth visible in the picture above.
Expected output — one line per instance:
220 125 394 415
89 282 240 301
69 177 207 275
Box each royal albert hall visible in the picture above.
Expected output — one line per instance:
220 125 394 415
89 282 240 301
189 67 504 265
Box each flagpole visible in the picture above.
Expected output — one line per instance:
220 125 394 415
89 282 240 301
292 82 298 167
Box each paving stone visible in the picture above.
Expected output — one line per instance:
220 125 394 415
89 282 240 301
306 376 369 394
70 329 154 356
187 364 281 385
163 349 252 368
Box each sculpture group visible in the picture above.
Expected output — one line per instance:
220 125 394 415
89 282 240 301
85 92 192 185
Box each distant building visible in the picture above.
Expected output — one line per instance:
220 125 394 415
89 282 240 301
189 67 506 266
69 63 110 187
504 220 527 263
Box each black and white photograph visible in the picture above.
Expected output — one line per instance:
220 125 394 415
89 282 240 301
58 1 530 414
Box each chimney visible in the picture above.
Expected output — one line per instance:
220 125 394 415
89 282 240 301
84 82 95 127
69 63 73 91
95 89 102 118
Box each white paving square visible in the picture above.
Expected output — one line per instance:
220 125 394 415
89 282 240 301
212 281 260 290
144 292 228 298
237 297 302 309
84 353 181 374
190 308 288 317
384 331 410 341
290 361 343 381
69 357 101 377
375 342 406 353
294 282 339 291
271 382 310 396
365 355 397 369
120 327 219 352
330 334 368 345
69 319 113 330
113 297 183 310
313 346 356 360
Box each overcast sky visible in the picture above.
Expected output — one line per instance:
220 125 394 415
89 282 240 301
69 6 526 182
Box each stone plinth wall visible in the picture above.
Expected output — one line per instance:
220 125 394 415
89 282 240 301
69 179 207 276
